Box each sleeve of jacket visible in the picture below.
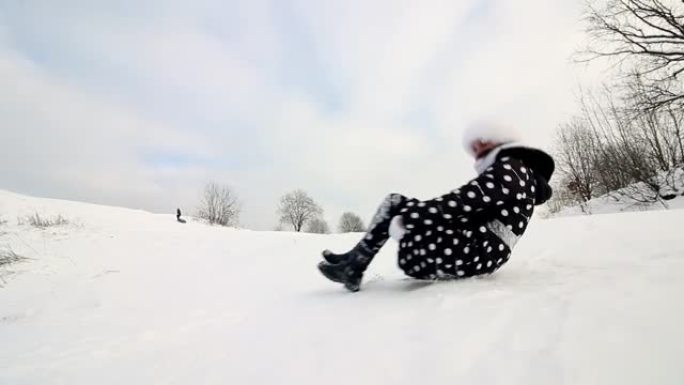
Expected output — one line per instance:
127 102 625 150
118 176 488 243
400 158 528 229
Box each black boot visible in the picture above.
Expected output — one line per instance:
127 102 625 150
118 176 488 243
318 246 372 292
318 260 364 292
318 193 409 291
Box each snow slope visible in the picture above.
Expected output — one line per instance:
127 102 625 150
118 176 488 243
552 192 684 217
1 190 683 385
551 168 684 217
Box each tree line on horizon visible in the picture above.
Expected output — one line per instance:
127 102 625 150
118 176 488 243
196 183 366 234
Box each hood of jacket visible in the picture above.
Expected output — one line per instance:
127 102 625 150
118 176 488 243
475 142 555 205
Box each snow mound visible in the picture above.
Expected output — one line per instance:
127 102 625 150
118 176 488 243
1 189 683 385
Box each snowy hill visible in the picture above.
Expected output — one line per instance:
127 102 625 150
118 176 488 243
1 190 683 385
551 169 684 217
552 191 684 217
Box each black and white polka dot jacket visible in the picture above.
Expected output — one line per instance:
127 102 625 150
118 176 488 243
396 146 554 280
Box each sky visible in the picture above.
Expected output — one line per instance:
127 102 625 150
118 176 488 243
0 0 598 230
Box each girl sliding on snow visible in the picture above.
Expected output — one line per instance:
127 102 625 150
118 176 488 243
318 123 555 292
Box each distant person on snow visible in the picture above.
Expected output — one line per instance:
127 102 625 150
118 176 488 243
318 123 555 292
176 208 186 224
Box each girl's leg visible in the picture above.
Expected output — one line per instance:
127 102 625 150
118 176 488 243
319 193 411 291
358 193 410 256
323 193 410 263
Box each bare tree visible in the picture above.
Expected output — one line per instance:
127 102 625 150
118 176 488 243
627 75 684 170
586 90 668 203
582 0 684 110
555 86 683 208
555 1 684 210
306 217 330 234
277 190 323 232
338 212 366 232
198 182 240 226
554 119 601 203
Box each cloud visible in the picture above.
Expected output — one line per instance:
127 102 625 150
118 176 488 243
0 47 212 211
430 0 588 145
0 0 592 229
287 0 478 121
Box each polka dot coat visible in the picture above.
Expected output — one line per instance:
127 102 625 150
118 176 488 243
396 155 540 279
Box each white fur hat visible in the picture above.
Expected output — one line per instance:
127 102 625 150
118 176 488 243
462 121 520 157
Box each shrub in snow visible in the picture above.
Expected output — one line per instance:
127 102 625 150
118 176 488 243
0 246 25 268
0 246 26 287
18 213 69 228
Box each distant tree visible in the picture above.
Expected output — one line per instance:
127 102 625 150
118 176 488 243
277 189 322 232
306 218 330 234
338 212 366 232
198 182 240 226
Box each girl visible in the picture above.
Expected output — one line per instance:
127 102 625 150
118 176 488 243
318 123 554 292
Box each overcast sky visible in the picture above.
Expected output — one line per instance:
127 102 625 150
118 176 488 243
0 0 598 230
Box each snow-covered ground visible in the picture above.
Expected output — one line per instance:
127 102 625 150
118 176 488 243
1 189 683 385
551 168 684 217
552 192 684 217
